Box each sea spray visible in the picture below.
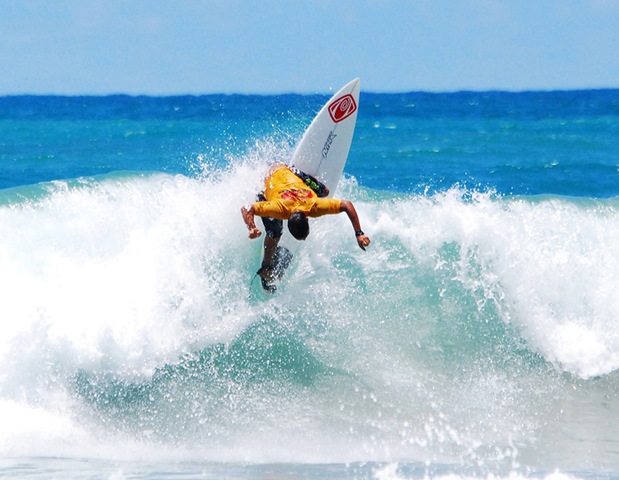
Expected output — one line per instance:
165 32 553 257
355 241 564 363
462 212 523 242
1 161 618 469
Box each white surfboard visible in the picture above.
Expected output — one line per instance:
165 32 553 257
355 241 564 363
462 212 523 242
290 78 360 196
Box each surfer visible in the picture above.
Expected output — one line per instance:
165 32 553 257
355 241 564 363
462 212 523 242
241 163 371 291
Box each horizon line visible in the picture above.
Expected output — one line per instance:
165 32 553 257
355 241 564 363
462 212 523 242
2 85 619 98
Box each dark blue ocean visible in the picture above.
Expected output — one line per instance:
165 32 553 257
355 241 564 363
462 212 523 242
1 90 619 479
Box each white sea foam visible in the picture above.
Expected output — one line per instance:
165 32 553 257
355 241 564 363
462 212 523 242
0 165 618 468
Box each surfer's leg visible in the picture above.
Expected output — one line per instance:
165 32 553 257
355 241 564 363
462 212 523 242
290 167 329 197
259 216 283 268
261 235 278 272
255 193 284 290
256 193 282 264
256 220 283 291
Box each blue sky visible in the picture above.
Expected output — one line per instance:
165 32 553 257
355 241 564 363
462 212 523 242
1 0 618 95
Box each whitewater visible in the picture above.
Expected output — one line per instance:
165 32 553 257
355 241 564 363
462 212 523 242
1 91 618 479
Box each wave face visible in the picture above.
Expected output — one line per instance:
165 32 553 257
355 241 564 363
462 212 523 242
1 160 618 471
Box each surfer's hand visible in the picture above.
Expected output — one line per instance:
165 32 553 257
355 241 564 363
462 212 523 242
357 234 371 251
248 227 262 239
241 206 261 239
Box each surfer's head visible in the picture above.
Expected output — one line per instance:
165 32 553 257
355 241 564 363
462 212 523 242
288 211 309 240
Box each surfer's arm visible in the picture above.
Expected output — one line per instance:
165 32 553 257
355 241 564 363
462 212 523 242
241 205 262 239
339 200 371 251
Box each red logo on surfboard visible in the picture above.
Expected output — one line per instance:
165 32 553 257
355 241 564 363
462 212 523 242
328 94 357 123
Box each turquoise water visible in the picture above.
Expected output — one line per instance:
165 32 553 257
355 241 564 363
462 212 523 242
1 91 619 479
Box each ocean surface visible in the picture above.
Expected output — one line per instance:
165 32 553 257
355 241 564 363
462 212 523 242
1 89 618 479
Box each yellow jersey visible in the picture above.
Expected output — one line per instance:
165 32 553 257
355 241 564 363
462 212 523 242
253 167 341 220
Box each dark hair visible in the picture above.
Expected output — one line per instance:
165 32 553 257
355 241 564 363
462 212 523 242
288 211 309 240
